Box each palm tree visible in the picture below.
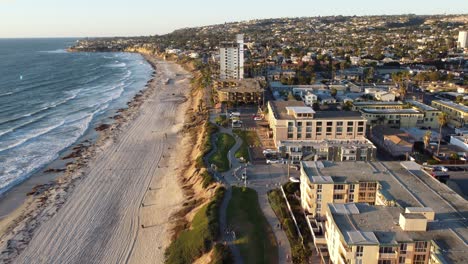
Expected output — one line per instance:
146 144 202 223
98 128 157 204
436 113 448 156
423 130 432 150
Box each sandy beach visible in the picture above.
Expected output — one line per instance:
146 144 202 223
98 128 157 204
0 56 192 263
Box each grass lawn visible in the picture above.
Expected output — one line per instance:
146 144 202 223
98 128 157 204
232 129 261 162
165 187 225 264
268 188 311 264
227 187 278 264
209 133 235 172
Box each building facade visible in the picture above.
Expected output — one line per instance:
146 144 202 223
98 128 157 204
267 101 375 161
219 34 244 80
431 100 468 128
458 31 468 49
214 79 263 105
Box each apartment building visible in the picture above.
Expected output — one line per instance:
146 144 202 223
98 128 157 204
321 203 441 264
431 100 468 128
219 34 244 80
214 79 264 105
300 161 382 218
355 101 440 129
458 31 468 49
267 101 375 161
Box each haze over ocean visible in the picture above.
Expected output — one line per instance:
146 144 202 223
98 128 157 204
0 38 153 194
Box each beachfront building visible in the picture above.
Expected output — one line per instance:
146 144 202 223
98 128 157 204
317 203 446 264
214 79 264 105
431 100 468 128
300 161 384 219
302 161 466 264
267 101 376 161
219 34 244 80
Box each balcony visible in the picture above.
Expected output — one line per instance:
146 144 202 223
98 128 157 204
379 252 397 259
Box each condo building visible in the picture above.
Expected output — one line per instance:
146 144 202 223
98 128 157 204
219 34 244 80
431 100 468 128
458 31 468 49
354 101 441 129
267 101 376 161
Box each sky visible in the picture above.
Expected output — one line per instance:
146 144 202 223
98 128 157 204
0 0 467 38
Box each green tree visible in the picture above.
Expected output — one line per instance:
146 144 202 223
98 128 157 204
436 113 448 156
423 130 432 149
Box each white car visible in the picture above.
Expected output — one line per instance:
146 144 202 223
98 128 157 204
262 149 276 155
266 159 284 164
254 116 263 121
434 166 448 172
289 177 300 183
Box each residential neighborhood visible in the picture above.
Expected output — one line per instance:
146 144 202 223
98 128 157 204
69 14 468 264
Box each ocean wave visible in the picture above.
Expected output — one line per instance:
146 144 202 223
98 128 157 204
0 120 65 153
0 115 94 195
38 49 68 54
0 91 80 127
106 62 127 68
0 91 13 97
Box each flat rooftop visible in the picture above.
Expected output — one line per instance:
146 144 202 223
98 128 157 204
216 79 263 93
361 108 422 114
432 100 468 113
406 100 439 111
269 101 365 120
280 139 375 148
329 203 468 263
353 101 403 106
301 161 419 208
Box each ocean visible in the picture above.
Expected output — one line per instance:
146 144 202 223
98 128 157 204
0 38 153 195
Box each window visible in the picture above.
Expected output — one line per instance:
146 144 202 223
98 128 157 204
297 122 303 127
413 255 426 264
336 127 343 134
288 127 294 132
398 256 405 264
348 121 354 126
317 194 322 201
334 184 344 190
317 184 322 193
333 194 344 200
327 121 333 126
358 126 364 132
349 184 355 192
348 194 354 202
306 133 311 139
378 260 392 264
379 246 395 254
415 241 428 252
399 243 407 254
288 121 294 127
316 127 322 133
347 127 353 133
306 122 312 126
287 133 293 139
358 121 364 126
337 121 343 126
297 133 302 139
356 246 364 257
316 121 322 127
306 127 312 132
326 127 332 132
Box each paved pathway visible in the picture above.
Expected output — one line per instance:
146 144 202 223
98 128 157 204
208 111 292 264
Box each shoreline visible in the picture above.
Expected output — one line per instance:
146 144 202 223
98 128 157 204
0 53 190 263
0 52 156 218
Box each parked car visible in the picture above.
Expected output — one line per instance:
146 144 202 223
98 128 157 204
262 149 276 155
433 166 448 172
253 116 263 121
266 159 284 164
229 111 241 117
289 177 300 183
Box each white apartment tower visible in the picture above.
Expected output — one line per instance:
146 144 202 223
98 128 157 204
219 34 244 80
458 31 468 48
